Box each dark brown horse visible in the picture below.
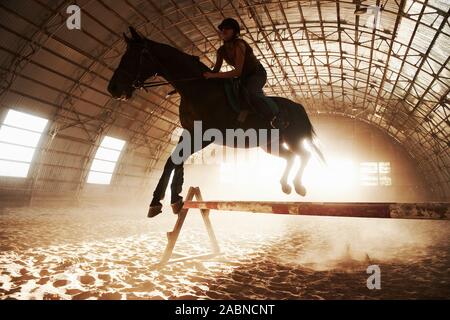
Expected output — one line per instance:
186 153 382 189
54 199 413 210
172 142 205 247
108 27 324 217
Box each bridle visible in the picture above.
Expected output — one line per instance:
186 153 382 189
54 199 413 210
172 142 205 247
119 40 202 92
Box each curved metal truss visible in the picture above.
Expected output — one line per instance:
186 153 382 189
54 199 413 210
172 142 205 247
0 0 448 199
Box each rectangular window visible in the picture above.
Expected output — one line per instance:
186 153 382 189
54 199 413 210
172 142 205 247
0 109 48 178
360 162 392 186
378 162 392 186
87 136 125 185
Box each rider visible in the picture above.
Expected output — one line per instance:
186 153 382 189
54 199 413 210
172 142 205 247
203 18 288 129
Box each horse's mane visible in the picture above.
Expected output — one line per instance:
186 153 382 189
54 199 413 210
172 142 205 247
146 38 210 74
189 55 211 73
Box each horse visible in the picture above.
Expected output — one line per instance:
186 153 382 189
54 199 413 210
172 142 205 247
108 27 325 217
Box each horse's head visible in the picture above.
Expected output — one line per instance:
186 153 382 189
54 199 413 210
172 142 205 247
107 27 160 101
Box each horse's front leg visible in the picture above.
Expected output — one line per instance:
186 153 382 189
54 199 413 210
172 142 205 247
169 131 213 214
169 163 184 214
148 156 176 217
148 132 189 217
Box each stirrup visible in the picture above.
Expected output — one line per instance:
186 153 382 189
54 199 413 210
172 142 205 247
270 115 289 129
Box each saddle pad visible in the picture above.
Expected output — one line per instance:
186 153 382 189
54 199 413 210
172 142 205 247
224 79 240 113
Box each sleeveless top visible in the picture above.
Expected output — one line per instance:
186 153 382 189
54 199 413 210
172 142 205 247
218 39 261 78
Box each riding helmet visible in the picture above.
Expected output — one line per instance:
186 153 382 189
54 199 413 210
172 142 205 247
218 18 240 36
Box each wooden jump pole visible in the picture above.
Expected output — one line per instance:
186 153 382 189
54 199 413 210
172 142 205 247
157 186 449 266
184 200 450 220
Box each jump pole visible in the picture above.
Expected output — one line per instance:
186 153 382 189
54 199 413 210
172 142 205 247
157 186 449 266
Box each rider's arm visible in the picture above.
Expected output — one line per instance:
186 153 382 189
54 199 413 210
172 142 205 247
212 41 246 79
212 50 224 73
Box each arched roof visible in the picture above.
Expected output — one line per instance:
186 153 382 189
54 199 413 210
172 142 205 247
0 0 448 199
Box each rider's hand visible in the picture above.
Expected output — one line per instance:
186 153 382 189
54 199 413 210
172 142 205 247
203 72 216 79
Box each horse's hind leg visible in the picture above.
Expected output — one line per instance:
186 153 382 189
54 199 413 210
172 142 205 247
279 150 295 194
291 143 311 197
261 144 295 194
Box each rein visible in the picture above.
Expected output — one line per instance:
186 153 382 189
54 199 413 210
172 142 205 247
140 76 202 89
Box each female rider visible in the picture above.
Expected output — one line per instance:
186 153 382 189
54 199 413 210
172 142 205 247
203 18 287 129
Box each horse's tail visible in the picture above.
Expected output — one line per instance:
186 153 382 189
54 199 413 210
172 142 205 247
308 127 327 166
300 107 326 166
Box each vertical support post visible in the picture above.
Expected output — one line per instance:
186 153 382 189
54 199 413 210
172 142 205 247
158 186 196 265
157 186 221 266
193 187 221 254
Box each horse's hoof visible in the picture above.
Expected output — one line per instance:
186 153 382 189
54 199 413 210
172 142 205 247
171 199 184 214
148 205 162 218
294 184 307 197
281 183 292 194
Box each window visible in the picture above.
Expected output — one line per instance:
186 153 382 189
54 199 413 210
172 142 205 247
87 136 125 185
378 162 392 186
360 162 392 186
0 109 48 178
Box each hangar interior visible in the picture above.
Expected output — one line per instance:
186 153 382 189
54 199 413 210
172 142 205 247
0 0 448 207
0 0 449 301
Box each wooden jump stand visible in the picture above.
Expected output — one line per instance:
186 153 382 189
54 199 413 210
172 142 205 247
157 186 221 266
156 186 449 267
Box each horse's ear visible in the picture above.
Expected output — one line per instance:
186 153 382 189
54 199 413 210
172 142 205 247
129 26 141 40
123 32 131 44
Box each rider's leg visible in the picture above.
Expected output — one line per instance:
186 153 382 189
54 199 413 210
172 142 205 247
241 68 275 120
242 67 288 129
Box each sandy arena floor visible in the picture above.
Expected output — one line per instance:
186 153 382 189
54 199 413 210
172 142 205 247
0 203 449 300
